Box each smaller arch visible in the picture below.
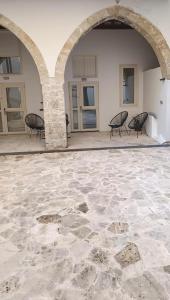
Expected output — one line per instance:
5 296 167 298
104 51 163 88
55 5 170 80
0 14 49 83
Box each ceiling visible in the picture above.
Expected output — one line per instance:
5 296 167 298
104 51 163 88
94 20 133 30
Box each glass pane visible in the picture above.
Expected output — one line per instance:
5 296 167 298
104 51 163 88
82 110 96 129
73 110 79 130
7 112 25 132
0 57 8 74
0 113 3 132
72 85 78 108
83 86 95 106
11 57 21 74
123 68 134 104
0 57 21 74
6 87 22 108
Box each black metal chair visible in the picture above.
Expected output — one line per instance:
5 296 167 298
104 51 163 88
109 111 128 138
25 113 45 138
128 112 148 138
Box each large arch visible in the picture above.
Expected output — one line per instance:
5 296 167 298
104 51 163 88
0 14 48 83
55 5 170 80
0 14 53 150
46 5 170 149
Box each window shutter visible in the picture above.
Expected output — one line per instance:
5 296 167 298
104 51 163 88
72 55 97 78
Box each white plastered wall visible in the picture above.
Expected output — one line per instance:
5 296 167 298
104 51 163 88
143 67 170 143
0 31 43 118
64 29 159 132
0 0 169 76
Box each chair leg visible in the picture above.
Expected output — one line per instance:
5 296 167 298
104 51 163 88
124 124 129 135
137 130 139 138
29 128 32 138
119 128 121 137
110 128 112 139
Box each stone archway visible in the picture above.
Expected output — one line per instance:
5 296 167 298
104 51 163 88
0 14 53 148
51 5 170 149
55 6 170 80
0 14 48 83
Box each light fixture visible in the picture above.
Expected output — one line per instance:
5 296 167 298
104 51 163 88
115 0 121 4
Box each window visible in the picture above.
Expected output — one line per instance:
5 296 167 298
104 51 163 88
120 65 137 105
72 55 97 78
0 57 21 74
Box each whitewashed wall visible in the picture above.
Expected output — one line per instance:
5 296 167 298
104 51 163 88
0 31 43 117
143 67 170 143
65 29 159 131
0 0 168 76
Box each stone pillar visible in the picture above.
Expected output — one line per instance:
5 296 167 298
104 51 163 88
42 77 67 149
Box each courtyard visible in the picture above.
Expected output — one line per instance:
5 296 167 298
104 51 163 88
0 147 170 299
0 132 158 154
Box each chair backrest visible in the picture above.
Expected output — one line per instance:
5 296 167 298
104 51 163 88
128 112 148 130
110 111 128 126
25 113 44 130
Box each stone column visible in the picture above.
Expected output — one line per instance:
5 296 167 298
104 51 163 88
42 77 67 149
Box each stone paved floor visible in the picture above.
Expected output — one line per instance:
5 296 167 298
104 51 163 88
68 132 158 149
0 135 45 153
0 148 170 299
0 132 157 154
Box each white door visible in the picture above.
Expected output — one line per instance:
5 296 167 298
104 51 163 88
70 81 98 131
0 83 26 134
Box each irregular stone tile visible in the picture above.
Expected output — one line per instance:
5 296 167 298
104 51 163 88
0 275 20 295
0 240 18 264
108 222 129 234
72 264 96 289
95 205 105 214
36 213 61 224
89 247 108 264
95 272 117 290
22 247 69 267
123 272 168 300
80 187 94 194
115 242 141 268
55 289 85 300
131 190 145 200
87 232 98 239
163 265 170 274
72 226 91 239
77 202 89 213
47 258 73 284
61 214 89 228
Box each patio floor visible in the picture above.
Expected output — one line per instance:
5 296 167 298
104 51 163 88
68 131 158 149
0 148 170 299
0 134 45 153
0 132 158 154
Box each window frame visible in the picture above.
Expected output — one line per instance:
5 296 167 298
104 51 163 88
119 64 138 107
72 55 97 78
0 56 22 75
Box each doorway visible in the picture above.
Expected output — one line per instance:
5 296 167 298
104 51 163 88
69 81 98 132
0 83 26 134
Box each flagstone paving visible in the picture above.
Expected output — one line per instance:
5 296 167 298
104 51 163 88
0 148 170 299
